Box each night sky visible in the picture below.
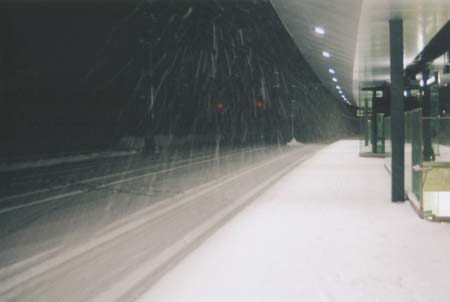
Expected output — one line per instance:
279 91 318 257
1 1 140 156
0 0 356 159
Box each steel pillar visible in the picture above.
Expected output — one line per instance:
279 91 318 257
371 90 378 153
422 69 435 161
389 19 405 202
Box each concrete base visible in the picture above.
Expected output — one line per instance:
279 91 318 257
359 152 385 158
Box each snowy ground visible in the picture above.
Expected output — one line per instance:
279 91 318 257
140 140 450 302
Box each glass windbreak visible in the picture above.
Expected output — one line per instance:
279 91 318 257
384 116 391 170
406 109 423 204
360 117 372 153
400 111 450 219
422 117 450 219
432 117 450 161
359 90 373 154
386 110 423 206
376 113 385 153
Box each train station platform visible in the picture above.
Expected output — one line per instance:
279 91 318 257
139 140 450 302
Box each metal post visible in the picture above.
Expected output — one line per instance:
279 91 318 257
389 18 405 202
371 90 378 153
422 69 435 161
364 94 369 146
273 70 280 143
290 99 295 140
422 69 434 161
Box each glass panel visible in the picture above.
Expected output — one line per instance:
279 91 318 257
384 116 391 169
404 111 413 198
376 113 385 153
437 118 450 161
359 117 372 154
422 117 450 219
396 109 426 215
409 109 423 204
359 91 373 154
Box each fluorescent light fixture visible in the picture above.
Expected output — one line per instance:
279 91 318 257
322 51 331 58
419 80 424 87
332 77 338 82
339 90 343 94
336 85 341 90
315 27 325 35
403 90 408 97
426 75 436 86
328 69 335 74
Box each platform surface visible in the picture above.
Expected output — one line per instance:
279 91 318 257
140 140 450 302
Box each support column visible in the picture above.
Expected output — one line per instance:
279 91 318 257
364 94 369 146
422 69 435 161
389 19 405 202
371 90 378 153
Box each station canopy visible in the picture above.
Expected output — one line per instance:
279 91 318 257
271 0 450 105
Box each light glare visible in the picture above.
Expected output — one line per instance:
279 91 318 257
315 27 325 35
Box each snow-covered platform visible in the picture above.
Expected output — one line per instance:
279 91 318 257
139 140 450 302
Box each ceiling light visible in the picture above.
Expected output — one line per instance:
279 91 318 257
426 76 436 86
315 27 325 35
329 69 335 74
332 77 338 82
336 85 341 90
322 51 331 58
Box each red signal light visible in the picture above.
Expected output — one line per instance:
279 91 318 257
256 100 264 108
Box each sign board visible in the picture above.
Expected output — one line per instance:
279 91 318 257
357 109 369 117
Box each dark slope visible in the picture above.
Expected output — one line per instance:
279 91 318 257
1 0 357 158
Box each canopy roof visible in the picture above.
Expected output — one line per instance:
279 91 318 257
271 0 450 105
